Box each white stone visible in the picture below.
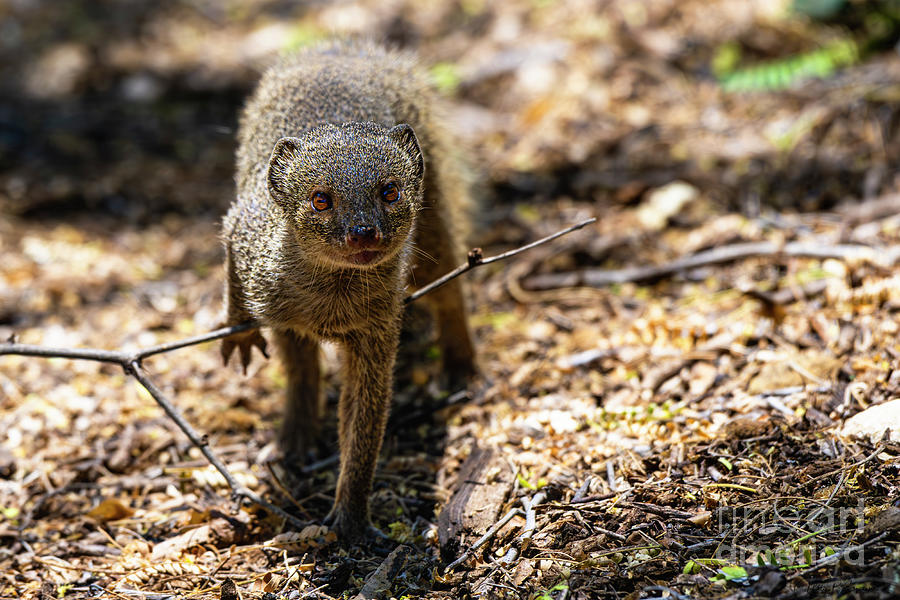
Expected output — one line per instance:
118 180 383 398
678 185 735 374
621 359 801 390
841 399 900 442
636 181 699 231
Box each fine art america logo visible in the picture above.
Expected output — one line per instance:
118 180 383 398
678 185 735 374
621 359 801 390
713 499 867 567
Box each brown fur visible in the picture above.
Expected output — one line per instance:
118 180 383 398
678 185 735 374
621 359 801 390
221 41 475 540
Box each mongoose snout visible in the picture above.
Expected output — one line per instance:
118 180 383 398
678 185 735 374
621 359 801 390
346 224 381 248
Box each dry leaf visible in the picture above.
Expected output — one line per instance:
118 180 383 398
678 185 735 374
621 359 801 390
151 525 212 561
85 498 134 523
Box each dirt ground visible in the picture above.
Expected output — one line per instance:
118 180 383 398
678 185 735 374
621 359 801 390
1 1 900 598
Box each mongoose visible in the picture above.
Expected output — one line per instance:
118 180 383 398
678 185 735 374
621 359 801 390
221 41 476 541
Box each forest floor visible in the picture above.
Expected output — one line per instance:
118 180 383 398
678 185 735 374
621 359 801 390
1 1 900 598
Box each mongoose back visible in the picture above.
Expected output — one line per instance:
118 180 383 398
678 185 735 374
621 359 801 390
221 41 475 541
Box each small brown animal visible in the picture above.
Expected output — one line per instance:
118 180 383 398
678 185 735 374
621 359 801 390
221 41 475 540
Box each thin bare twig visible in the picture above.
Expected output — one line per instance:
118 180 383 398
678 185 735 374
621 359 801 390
405 217 597 304
519 490 546 544
127 361 304 529
570 491 618 505
838 192 900 226
501 490 547 565
572 477 592 503
794 532 888 577
136 320 259 360
523 240 900 290
0 321 258 365
0 322 304 530
444 507 523 572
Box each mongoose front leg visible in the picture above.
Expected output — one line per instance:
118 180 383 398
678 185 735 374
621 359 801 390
273 330 321 461
221 245 268 372
325 328 397 540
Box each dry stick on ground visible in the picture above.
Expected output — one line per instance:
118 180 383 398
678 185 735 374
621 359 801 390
444 507 523 572
449 490 548 574
405 217 596 303
522 240 900 290
0 218 595 529
1 321 305 529
838 192 900 226
499 490 547 565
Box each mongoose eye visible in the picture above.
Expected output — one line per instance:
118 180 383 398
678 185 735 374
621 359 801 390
310 191 333 211
381 182 401 204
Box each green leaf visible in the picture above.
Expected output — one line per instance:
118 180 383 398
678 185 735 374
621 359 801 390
712 41 742 77
518 472 537 490
683 559 701 574
718 566 748 582
718 38 859 92
282 24 324 52
532 582 569 600
387 520 415 543
429 62 461 95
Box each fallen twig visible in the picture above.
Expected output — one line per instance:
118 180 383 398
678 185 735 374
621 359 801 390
0 320 259 364
741 279 828 306
405 217 597 303
570 491 617 505
522 240 900 290
1 322 303 529
500 490 547 565
805 443 885 486
794 532 888 577
444 507 522 572
571 477 592 503
838 192 900 226
620 501 698 522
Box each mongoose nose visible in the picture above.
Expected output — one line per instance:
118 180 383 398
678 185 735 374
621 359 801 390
346 225 381 248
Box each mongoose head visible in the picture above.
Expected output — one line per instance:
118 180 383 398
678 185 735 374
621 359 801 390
266 122 424 270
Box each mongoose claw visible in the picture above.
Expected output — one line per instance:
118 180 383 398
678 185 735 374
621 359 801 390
221 329 269 374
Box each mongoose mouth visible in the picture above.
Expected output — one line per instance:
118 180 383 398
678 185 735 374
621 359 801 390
345 250 384 266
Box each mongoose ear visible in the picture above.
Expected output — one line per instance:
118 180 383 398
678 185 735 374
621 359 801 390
388 124 424 181
267 137 302 209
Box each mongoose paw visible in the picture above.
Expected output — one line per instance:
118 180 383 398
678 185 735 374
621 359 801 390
324 508 382 544
277 430 313 466
221 328 269 374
